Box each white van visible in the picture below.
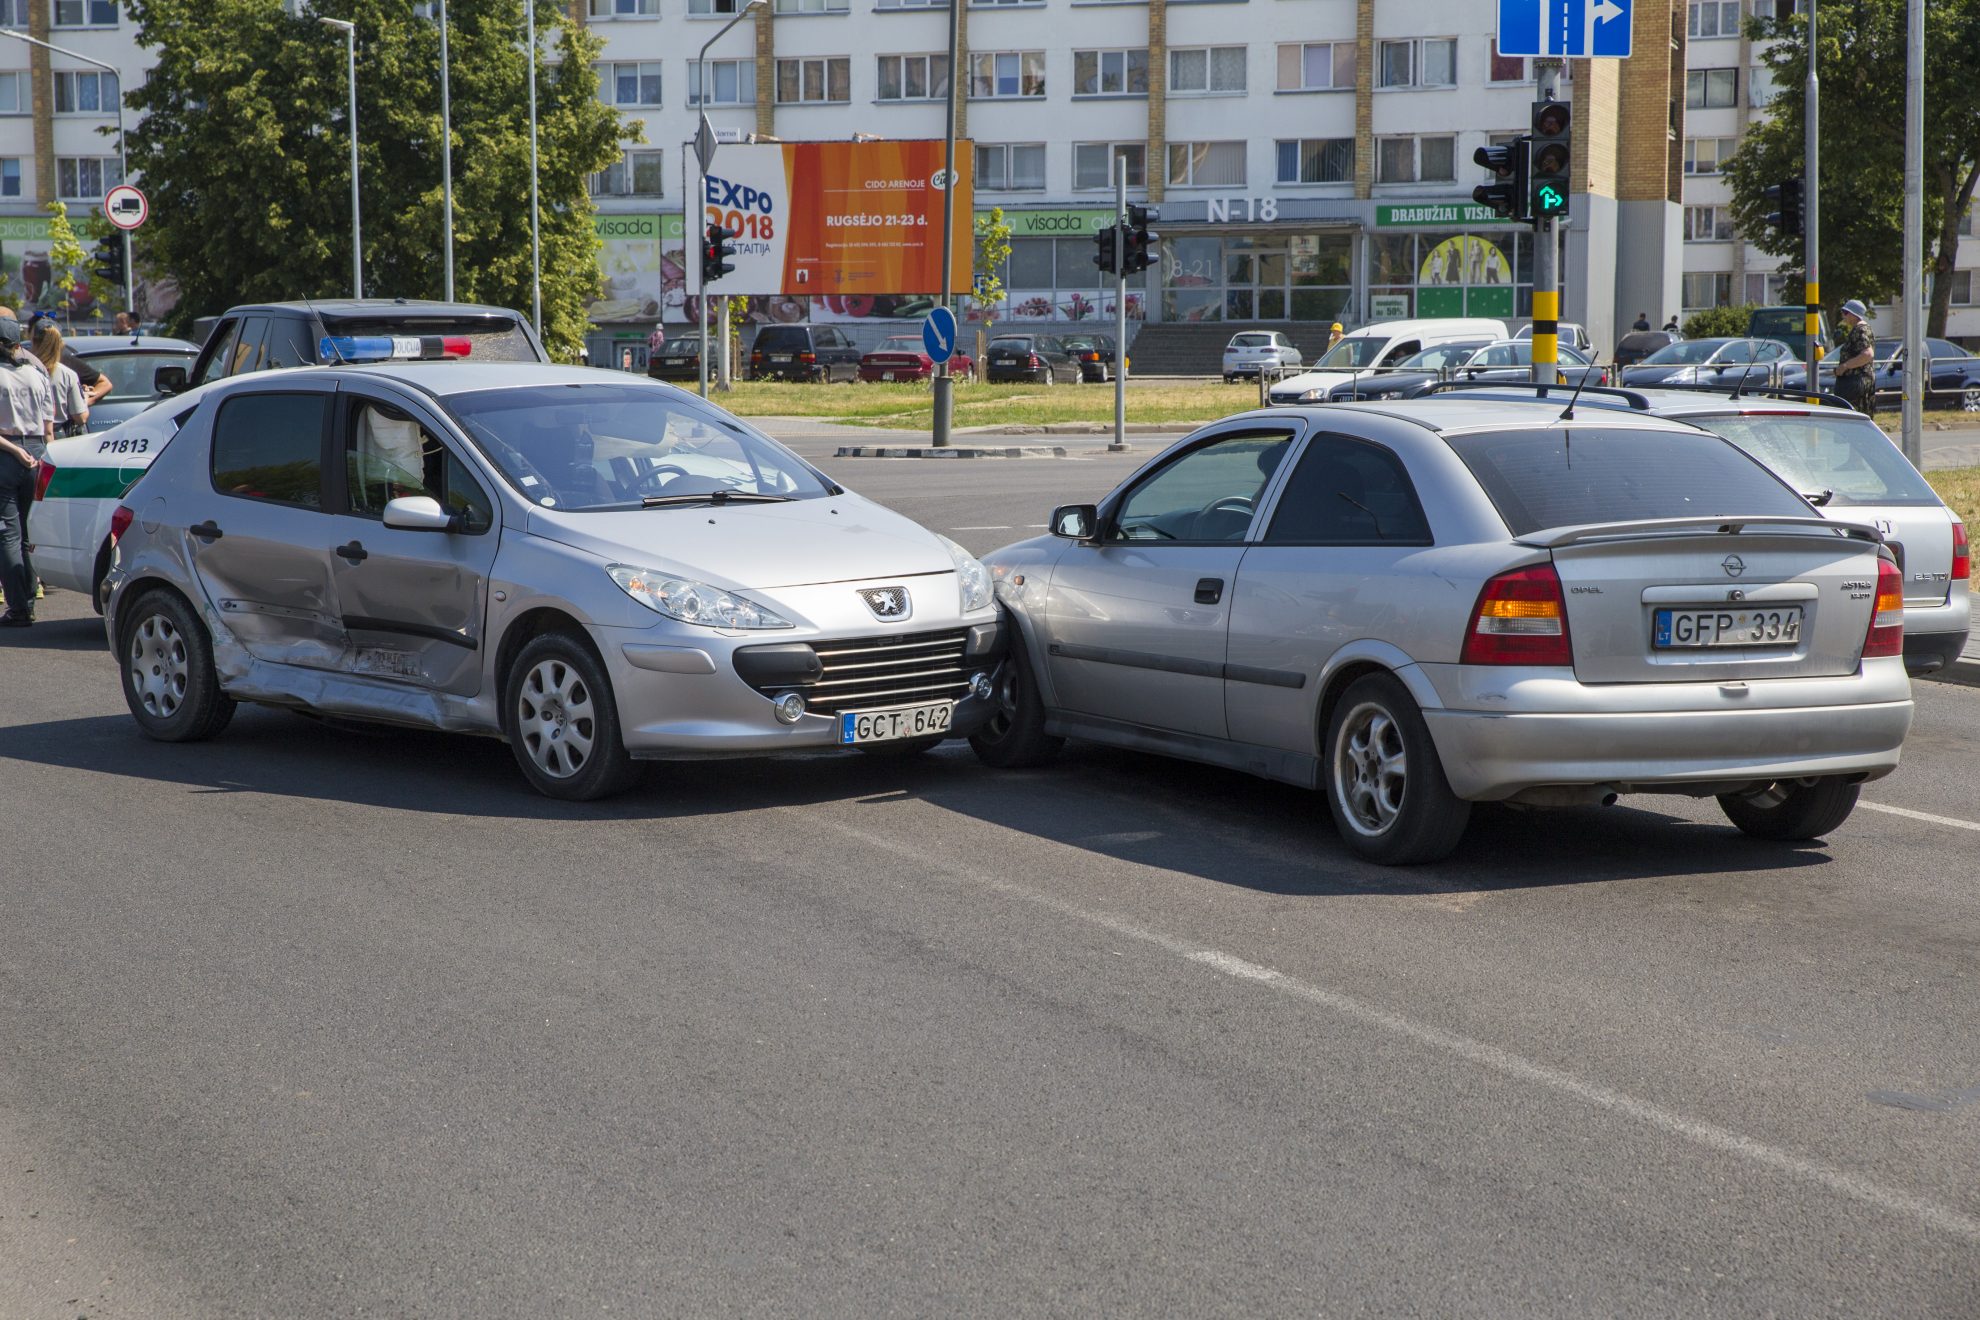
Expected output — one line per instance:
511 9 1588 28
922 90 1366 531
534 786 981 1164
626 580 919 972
1268 318 1508 404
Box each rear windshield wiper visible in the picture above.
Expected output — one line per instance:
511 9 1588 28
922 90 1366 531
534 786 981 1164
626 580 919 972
641 490 793 507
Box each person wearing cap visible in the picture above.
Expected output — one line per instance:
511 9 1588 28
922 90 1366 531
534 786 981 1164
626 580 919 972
1833 299 1877 416
1326 322 1344 353
0 314 54 627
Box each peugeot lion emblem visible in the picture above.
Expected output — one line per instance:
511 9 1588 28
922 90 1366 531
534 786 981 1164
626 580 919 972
1721 554 1746 578
860 586 911 620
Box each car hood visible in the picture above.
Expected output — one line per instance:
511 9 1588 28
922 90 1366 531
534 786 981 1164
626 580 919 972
1329 371 1435 397
1272 369 1377 394
1620 364 1698 384
523 493 955 591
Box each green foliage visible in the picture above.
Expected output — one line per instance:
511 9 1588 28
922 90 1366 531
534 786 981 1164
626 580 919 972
1681 304 1757 340
970 207 1010 324
125 0 635 360
1723 0 1980 336
44 202 87 301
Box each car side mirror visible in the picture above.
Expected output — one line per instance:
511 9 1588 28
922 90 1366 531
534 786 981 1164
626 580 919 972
1050 503 1098 540
154 365 188 395
382 495 457 532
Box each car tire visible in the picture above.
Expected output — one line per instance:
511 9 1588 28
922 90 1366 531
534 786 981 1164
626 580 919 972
970 644 1063 770
118 587 236 743
1040 368 1055 387
1717 776 1860 840
504 632 642 801
856 736 944 759
1323 673 1469 865
1962 386 1980 413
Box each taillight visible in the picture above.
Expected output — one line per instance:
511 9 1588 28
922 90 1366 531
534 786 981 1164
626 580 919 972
1862 555 1905 659
1952 521 1970 581
33 455 56 500
1083 351 1099 362
750 351 763 364
1461 564 1572 666
799 351 816 364
1028 354 1041 368
108 503 135 546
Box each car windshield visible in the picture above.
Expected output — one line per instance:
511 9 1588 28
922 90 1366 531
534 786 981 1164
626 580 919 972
324 318 538 363
1445 428 1809 535
754 327 809 352
445 383 832 512
662 338 700 356
1396 344 1478 370
1314 338 1385 368
1639 340 1728 365
1468 343 1590 368
876 338 922 353
80 350 194 401
1686 413 1942 508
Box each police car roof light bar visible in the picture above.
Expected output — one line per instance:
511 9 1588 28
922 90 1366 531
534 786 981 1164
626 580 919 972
319 335 475 363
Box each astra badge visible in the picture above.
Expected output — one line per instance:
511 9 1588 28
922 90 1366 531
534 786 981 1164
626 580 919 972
860 586 911 620
1721 555 1746 578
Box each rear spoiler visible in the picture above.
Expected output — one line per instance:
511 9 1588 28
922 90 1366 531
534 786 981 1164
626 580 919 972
1517 515 1885 550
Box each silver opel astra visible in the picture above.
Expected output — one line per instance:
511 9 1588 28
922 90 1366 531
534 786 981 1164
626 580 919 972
102 352 1004 799
972 396 1914 864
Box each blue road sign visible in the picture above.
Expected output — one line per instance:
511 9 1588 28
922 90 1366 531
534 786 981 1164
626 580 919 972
1498 0 1631 58
922 305 958 364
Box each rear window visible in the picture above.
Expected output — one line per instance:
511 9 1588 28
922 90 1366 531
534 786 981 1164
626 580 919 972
81 351 195 401
989 337 1033 351
1231 334 1273 348
323 318 539 363
753 327 809 353
1747 309 1805 341
1686 413 1942 508
1445 427 1810 536
211 393 329 508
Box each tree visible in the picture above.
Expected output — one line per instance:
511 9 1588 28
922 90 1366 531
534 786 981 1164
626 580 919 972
124 0 634 359
1723 0 1980 337
44 201 87 311
968 207 1010 381
1682 304 1756 340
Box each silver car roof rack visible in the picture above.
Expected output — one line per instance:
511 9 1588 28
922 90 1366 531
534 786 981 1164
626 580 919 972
1423 381 1653 410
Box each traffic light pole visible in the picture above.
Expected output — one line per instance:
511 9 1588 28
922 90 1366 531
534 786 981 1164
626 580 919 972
1113 156 1127 453
1803 0 1820 399
1899 0 1923 467
1530 62 1562 386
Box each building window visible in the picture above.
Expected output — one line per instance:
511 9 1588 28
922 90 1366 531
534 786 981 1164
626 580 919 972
877 53 949 101
591 149 664 197
878 0 947 7
972 0 1041 7
1488 39 1528 83
0 0 25 25
1945 270 1972 305
1167 141 1245 188
776 56 850 103
1169 46 1244 96
53 69 118 113
1743 272 1793 305
1689 0 1742 36
1684 205 1734 241
56 155 121 201
1378 37 1456 89
0 158 18 197
1275 138 1353 185
1751 0 1805 14
970 51 1045 98
1073 49 1148 97
776 0 849 12
687 0 743 13
1748 64 1778 107
52 0 115 24
588 0 658 16
1376 135 1455 184
1683 272 1734 309
0 71 24 114
1073 141 1144 190
1682 136 1737 174
599 61 663 107
689 58 756 105
1686 68 1738 109
1276 41 1353 92
975 142 1045 191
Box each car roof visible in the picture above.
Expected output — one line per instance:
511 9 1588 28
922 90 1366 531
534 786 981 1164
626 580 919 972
1274 396 1704 436
65 335 200 352
218 298 526 321
1442 384 1872 421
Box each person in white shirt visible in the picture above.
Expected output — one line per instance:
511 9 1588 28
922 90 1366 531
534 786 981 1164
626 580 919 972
31 320 87 435
0 316 52 625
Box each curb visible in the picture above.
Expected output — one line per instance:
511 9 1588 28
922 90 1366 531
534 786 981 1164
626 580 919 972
833 444 1096 459
1927 657 1980 689
953 422 1201 437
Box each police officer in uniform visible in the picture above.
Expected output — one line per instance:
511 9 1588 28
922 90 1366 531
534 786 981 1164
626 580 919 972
0 315 54 627
1833 298 1877 416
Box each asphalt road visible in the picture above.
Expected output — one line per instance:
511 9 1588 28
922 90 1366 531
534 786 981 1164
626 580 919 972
4 460 1980 1318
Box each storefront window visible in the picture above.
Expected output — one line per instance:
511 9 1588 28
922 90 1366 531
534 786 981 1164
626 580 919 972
1161 230 1355 323
1364 224 1531 322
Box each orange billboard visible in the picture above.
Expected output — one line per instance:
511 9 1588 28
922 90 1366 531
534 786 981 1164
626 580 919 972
697 140 974 297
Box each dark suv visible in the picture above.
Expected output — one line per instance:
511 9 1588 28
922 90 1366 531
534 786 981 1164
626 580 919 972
748 325 862 382
159 299 547 395
1059 332 1119 382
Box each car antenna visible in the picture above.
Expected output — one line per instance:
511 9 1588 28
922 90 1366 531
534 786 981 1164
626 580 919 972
1555 355 1600 421
299 290 345 365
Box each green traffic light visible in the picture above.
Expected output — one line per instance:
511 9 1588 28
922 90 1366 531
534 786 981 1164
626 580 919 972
1536 186 1566 215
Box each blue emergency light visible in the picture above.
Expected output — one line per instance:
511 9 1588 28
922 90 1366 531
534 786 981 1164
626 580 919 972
318 334 474 363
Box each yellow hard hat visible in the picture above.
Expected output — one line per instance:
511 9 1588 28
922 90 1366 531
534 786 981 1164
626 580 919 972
1330 322 1343 332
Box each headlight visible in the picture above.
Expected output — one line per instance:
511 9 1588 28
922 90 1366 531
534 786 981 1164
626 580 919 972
937 535 993 613
1299 388 1330 402
607 564 793 629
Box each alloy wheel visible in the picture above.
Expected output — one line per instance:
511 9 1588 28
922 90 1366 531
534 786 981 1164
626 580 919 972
516 658 597 780
1962 386 1980 413
1333 700 1408 837
129 613 190 719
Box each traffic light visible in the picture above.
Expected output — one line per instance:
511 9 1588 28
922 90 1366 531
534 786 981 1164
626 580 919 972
1092 224 1118 277
1762 176 1804 241
1529 98 1571 222
1472 139 1530 221
700 222 736 285
1120 204 1160 276
91 233 125 288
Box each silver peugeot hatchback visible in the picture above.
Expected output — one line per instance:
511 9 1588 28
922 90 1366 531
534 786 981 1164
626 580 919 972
975 399 1914 864
102 353 1004 799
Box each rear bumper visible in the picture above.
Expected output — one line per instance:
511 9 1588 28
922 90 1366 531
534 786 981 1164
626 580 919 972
858 365 933 382
986 368 1047 383
1904 628 1970 675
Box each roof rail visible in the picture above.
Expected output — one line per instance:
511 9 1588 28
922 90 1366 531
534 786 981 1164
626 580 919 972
1646 382 1858 410
1424 380 1652 410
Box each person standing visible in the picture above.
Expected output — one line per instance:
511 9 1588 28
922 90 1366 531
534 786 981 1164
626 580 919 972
0 316 54 627
1632 311 1651 331
1832 298 1877 416
1326 322 1344 353
1662 315 1680 334
32 320 88 435
113 311 139 335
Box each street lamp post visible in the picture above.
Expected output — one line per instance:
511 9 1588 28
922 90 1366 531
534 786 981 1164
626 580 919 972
318 18 361 299
525 0 542 335
0 31 134 314
439 0 455 301
695 0 765 401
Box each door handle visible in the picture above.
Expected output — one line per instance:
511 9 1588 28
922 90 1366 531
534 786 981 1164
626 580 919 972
189 519 223 542
1194 577 1224 605
335 540 369 563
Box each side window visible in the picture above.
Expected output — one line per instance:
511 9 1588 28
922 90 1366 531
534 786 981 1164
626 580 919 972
345 400 492 533
1265 435 1432 546
193 319 240 387
263 318 319 370
1109 431 1295 544
228 317 270 376
1719 341 1754 364
1380 340 1419 365
211 392 329 508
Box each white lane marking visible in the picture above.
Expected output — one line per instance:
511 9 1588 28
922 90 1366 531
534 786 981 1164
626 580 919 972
950 525 1013 531
1861 801 1980 834
801 810 1980 1244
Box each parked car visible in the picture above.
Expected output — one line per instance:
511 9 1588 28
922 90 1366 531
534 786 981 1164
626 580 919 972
1315 339 1601 402
64 334 200 432
985 334 1083 385
747 325 863 382
1310 340 1494 401
161 299 547 396
1223 331 1302 382
1824 338 1980 411
1749 304 1830 348
1619 337 1798 389
1512 321 1594 354
1060 332 1120 382
645 334 704 383
974 398 1912 864
98 346 1007 800
1614 329 1681 368
1269 318 1508 404
857 335 974 383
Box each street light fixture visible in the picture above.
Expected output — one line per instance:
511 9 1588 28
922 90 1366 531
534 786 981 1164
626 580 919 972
318 17 361 300
695 0 766 400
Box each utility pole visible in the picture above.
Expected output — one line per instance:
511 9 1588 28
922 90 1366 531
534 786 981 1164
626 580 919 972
1899 0 1924 466
1803 0 1820 396
439 0 455 301
930 0 961 448
525 0 541 335
1529 61 1564 386
1113 155 1126 451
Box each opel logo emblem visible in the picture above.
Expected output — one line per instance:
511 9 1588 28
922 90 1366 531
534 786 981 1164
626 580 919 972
1728 589 1745 601
860 586 911 620
1721 554 1746 578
